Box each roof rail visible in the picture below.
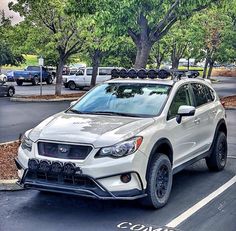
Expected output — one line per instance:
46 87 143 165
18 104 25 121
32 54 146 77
111 68 200 81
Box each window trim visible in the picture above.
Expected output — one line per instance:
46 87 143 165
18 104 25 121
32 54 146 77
189 82 216 108
167 83 194 121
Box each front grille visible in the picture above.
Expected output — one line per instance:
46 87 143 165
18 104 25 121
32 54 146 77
38 142 92 160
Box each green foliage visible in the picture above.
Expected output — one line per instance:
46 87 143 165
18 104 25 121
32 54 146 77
10 0 98 94
0 10 24 68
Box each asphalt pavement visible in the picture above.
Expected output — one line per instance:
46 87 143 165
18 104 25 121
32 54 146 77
212 76 236 97
11 82 82 96
0 98 70 143
0 76 235 231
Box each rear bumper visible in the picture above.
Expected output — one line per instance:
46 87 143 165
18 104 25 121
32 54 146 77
15 158 146 200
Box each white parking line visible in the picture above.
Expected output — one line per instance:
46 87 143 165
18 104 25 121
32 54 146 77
165 175 236 228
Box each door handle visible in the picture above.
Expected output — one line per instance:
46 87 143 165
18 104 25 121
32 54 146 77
194 118 200 124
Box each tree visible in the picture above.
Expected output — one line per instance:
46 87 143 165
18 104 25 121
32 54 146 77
0 10 24 72
192 8 235 78
102 0 220 69
149 40 170 69
10 0 94 95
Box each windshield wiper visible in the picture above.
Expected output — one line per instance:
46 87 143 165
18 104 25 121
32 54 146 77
67 109 84 114
87 111 141 117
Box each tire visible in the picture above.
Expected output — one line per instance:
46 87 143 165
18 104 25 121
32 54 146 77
141 154 173 209
46 76 53 84
32 76 39 85
78 86 84 90
7 87 14 97
16 80 23 86
206 132 227 171
68 81 76 90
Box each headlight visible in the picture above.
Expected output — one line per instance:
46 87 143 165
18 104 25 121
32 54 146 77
98 137 143 158
21 134 33 152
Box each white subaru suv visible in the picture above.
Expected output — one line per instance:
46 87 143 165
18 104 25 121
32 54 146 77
15 72 227 208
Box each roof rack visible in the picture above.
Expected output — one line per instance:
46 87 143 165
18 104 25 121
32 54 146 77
111 68 200 81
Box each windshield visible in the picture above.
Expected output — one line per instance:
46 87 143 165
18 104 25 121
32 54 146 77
68 83 171 117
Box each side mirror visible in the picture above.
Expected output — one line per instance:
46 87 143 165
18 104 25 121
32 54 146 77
70 100 77 107
176 105 195 124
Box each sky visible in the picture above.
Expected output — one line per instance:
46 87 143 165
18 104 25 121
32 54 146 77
0 0 22 24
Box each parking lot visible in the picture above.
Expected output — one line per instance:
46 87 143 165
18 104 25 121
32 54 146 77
0 77 235 231
9 82 82 96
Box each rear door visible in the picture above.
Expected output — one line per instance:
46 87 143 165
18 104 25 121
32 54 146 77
74 68 85 86
0 82 7 96
190 83 216 153
84 68 93 86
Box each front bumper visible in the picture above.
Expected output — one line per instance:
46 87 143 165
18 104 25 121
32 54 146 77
15 158 147 200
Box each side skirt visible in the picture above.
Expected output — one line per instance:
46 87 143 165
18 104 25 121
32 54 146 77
173 151 210 175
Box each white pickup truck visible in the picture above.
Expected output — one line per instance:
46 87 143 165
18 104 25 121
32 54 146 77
63 67 115 90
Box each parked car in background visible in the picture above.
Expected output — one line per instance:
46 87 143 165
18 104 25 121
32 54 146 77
0 73 7 82
14 66 53 86
45 66 56 79
63 67 114 90
0 80 15 97
6 71 14 82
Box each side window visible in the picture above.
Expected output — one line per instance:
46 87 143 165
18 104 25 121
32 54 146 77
69 70 77 75
99 68 112 75
86 68 93 75
191 83 208 107
168 85 192 120
76 69 84 76
205 86 215 102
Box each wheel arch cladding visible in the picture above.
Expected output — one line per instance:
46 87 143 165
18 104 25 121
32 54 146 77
146 138 173 180
217 119 227 136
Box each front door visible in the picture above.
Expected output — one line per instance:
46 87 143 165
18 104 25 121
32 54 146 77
166 84 197 168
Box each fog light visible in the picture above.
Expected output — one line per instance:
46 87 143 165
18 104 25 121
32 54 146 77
51 161 63 174
38 160 51 173
28 159 39 171
120 173 131 183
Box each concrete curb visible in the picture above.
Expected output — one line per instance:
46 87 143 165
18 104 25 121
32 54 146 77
10 97 80 102
0 140 19 145
0 179 23 191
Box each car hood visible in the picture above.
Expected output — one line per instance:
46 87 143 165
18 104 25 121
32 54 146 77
29 112 155 147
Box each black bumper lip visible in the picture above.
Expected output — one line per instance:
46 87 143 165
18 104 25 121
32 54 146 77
15 158 147 200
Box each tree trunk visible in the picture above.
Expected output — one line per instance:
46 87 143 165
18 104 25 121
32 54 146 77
90 50 101 88
55 58 64 96
207 60 214 79
134 42 152 69
202 58 209 79
155 43 162 69
171 58 180 69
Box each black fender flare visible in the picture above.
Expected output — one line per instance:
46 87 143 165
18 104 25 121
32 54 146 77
207 118 227 157
145 138 173 180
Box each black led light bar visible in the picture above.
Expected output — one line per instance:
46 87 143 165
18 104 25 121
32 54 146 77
28 158 79 176
111 68 200 80
111 68 171 79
